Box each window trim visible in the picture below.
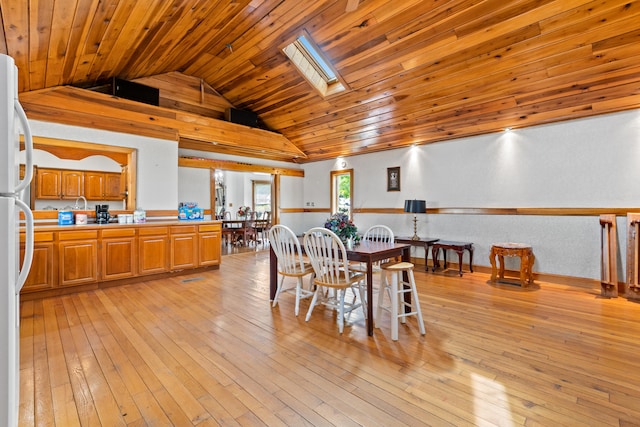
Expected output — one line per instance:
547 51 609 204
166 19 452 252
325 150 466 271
330 168 354 220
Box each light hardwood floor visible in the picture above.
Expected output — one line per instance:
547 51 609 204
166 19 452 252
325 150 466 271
19 250 640 426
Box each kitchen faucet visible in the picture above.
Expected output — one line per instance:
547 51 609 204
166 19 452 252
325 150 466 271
74 195 87 210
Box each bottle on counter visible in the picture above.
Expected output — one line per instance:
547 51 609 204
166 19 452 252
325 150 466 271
133 207 146 223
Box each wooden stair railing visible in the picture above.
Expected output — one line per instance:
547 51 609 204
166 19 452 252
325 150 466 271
626 213 640 301
599 214 618 298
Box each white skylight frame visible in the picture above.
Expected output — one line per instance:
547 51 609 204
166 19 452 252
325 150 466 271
282 32 345 97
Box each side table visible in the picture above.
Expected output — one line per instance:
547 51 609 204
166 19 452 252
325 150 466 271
431 241 474 277
394 237 439 271
489 243 535 287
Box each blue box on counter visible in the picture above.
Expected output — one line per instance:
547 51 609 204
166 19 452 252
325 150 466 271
58 211 74 225
178 207 204 220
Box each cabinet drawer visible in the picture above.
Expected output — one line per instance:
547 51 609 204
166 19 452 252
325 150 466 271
100 228 136 238
139 226 169 236
21 231 54 243
58 230 98 241
171 225 197 234
35 232 55 242
199 224 221 232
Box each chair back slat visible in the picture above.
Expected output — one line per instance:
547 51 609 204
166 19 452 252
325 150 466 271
363 225 394 243
304 227 350 286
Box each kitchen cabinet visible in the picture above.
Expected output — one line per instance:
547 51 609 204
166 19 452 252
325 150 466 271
36 167 122 201
170 225 198 270
198 223 221 267
138 227 170 275
100 228 137 280
85 171 123 200
20 231 56 292
58 230 99 287
20 221 222 300
36 168 83 199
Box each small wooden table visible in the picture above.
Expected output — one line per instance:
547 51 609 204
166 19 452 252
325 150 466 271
394 237 439 270
431 241 474 276
489 243 534 287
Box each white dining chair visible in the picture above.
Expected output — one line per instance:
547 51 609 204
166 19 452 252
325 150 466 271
303 227 366 333
350 225 395 305
269 224 314 316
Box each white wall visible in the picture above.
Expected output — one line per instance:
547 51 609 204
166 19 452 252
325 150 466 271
30 108 640 282
177 167 210 210
29 120 179 211
302 109 640 281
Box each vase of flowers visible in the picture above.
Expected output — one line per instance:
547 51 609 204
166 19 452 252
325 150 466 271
237 206 251 218
324 212 360 245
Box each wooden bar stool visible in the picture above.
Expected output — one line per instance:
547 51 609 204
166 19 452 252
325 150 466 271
375 262 426 341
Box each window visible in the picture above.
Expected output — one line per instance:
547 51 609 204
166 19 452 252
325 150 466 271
283 33 345 97
330 169 353 218
252 180 272 216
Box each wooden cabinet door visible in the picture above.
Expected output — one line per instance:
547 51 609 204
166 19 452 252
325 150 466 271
58 240 98 286
20 231 56 292
84 172 104 200
61 170 83 199
139 235 170 275
103 172 123 200
170 233 198 270
198 224 221 267
198 232 221 266
101 237 137 280
36 168 61 199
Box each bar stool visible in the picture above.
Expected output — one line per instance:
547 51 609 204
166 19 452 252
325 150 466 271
375 261 426 341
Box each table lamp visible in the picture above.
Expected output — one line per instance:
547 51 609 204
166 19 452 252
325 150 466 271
404 199 426 240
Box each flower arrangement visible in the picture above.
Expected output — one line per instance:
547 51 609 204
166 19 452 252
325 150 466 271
237 206 251 217
324 212 360 244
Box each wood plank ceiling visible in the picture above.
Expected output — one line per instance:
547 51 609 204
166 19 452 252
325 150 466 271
1 0 640 163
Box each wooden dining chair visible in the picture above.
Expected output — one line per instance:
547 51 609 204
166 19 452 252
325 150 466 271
242 212 258 245
269 225 315 316
256 211 272 243
221 210 235 244
303 227 366 333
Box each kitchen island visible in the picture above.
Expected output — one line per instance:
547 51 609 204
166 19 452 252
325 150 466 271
20 220 222 300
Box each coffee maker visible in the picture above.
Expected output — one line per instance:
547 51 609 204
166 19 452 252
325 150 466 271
95 204 110 224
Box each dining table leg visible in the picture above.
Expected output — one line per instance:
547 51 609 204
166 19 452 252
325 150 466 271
366 260 374 336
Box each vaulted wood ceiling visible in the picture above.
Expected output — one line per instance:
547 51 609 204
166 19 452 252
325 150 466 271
2 0 640 163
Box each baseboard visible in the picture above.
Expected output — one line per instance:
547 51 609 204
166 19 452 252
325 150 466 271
409 256 600 291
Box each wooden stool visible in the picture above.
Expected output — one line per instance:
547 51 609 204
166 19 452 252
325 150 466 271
489 243 534 287
376 262 426 341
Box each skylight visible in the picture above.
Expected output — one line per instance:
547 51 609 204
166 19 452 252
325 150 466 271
283 34 345 97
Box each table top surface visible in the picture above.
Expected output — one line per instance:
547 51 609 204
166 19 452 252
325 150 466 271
433 240 474 247
492 242 532 249
395 236 439 244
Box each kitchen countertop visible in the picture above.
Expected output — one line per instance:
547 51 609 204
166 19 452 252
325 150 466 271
27 219 221 232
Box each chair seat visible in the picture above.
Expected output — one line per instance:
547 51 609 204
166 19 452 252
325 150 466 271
381 261 413 271
279 262 314 278
314 270 364 289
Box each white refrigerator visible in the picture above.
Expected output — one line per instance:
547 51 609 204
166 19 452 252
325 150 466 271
0 54 35 427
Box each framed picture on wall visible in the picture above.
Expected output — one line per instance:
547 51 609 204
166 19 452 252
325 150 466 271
387 167 401 191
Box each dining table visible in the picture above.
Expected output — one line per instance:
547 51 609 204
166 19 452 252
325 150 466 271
222 219 269 245
269 238 411 336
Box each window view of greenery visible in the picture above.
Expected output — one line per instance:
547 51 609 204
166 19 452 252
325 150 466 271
253 181 271 216
336 173 351 215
